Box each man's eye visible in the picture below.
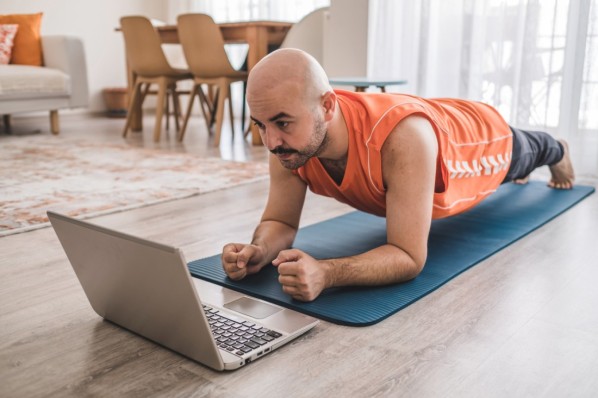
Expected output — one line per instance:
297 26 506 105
277 121 289 129
252 120 264 129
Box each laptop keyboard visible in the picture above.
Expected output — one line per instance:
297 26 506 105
202 304 283 357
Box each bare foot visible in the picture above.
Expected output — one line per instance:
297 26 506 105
548 139 575 190
513 175 529 185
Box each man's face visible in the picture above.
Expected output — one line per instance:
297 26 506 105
249 86 328 170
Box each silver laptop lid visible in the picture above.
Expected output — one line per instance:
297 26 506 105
47 211 226 370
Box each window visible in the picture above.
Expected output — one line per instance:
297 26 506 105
370 0 598 136
580 0 598 132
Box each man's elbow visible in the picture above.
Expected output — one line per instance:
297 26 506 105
404 261 425 281
386 243 427 282
400 252 427 281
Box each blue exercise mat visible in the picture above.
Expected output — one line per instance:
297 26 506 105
188 181 594 326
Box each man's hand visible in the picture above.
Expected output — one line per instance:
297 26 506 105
221 243 267 280
273 249 330 302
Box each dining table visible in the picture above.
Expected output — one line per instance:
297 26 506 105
122 21 293 145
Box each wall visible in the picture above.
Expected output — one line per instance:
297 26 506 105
1 0 167 112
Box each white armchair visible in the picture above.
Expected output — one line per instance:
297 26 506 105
0 35 89 134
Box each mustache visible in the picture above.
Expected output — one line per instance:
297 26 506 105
270 146 298 155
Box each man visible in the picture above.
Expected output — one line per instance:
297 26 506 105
221 49 575 302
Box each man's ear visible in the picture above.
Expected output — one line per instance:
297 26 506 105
321 91 336 122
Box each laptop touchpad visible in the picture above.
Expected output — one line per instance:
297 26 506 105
224 296 282 319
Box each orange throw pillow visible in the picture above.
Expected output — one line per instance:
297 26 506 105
0 13 43 66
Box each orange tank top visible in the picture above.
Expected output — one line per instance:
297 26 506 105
293 90 513 219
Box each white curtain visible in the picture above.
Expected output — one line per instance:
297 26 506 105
369 0 598 140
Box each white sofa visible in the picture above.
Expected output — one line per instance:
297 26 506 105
0 35 89 134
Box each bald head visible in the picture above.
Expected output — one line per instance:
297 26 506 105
246 49 344 163
247 49 332 106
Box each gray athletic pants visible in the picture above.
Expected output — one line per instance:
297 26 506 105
503 127 564 183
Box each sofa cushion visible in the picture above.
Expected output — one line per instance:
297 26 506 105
0 13 43 66
0 65 70 100
0 24 18 64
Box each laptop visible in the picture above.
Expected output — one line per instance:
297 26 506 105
47 211 319 371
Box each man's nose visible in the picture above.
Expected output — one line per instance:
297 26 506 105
262 127 282 150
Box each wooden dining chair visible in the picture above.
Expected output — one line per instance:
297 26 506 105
120 16 193 142
176 13 248 146
280 7 329 66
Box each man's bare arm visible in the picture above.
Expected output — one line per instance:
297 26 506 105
274 116 438 300
254 154 307 261
222 154 307 279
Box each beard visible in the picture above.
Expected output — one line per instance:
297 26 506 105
271 114 328 170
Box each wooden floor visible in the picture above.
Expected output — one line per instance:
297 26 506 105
1 113 598 397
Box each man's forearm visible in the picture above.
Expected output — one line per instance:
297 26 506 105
251 220 297 267
323 244 424 289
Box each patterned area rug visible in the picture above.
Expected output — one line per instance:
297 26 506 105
0 135 269 236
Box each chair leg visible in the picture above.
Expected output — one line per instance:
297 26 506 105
243 121 252 138
197 86 214 134
2 114 12 133
241 81 252 138
213 83 229 147
123 81 143 138
172 89 181 132
208 84 220 127
241 80 247 133
176 90 183 119
153 79 167 142
165 90 171 131
139 83 151 104
209 88 219 131
198 85 213 122
178 84 197 142
228 84 235 138
50 110 59 135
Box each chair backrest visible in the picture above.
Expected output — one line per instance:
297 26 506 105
120 16 177 77
281 7 329 66
177 13 237 78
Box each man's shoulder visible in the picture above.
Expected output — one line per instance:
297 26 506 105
381 116 438 158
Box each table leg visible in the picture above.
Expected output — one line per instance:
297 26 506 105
125 58 143 132
246 26 269 146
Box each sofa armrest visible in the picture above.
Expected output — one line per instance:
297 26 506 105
42 35 89 109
